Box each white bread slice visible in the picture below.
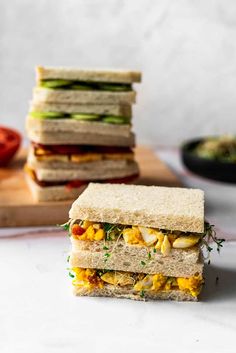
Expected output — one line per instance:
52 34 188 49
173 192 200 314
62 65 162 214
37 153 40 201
36 66 141 84
27 129 135 147
25 174 87 202
30 101 132 117
32 161 139 182
33 87 136 105
69 183 204 233
26 116 132 138
70 242 203 278
73 285 198 301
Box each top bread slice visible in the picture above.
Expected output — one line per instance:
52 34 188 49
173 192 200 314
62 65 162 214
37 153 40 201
69 183 205 233
36 66 141 84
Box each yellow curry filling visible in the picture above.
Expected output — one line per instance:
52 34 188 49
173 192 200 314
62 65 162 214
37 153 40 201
71 221 202 256
34 147 134 163
70 268 203 297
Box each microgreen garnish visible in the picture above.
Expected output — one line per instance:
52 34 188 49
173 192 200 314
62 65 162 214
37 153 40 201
153 248 157 253
60 221 70 231
141 261 146 266
103 223 125 241
148 252 151 260
67 255 70 263
104 253 111 262
140 290 145 298
69 272 75 278
202 222 225 256
103 246 109 250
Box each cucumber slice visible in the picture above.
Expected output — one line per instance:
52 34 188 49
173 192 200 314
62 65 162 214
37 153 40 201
102 116 130 124
30 111 65 119
71 113 101 121
40 79 73 88
70 84 94 90
98 83 132 91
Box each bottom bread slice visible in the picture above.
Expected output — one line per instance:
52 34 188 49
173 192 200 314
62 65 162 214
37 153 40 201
73 284 198 302
25 173 138 202
25 174 86 201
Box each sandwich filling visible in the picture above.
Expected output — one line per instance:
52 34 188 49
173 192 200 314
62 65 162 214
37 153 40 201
69 268 203 298
32 144 134 163
69 221 203 256
30 111 131 125
25 165 138 188
39 79 132 91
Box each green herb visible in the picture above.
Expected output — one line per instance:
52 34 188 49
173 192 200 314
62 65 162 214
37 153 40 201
103 223 125 241
97 269 110 276
60 221 70 231
140 290 145 298
153 248 157 253
148 252 151 260
104 253 111 262
203 222 225 254
141 261 146 266
67 255 70 263
103 246 109 250
69 272 75 278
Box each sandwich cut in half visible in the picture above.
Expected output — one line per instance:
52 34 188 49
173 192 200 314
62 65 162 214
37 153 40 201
27 66 141 145
25 66 141 201
66 183 213 302
33 66 141 105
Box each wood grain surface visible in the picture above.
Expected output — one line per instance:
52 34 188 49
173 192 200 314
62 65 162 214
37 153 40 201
0 146 181 227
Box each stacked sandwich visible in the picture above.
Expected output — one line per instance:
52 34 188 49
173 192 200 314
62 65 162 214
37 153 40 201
25 66 141 201
67 183 208 301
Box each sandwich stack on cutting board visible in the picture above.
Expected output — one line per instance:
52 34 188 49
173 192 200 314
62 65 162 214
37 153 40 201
66 183 211 301
25 66 141 201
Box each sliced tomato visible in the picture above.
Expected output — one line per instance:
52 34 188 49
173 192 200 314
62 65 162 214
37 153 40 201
106 173 139 184
32 142 132 155
71 224 85 237
0 126 21 166
65 180 88 190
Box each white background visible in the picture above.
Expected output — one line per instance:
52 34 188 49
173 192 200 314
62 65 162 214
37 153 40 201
1 0 236 146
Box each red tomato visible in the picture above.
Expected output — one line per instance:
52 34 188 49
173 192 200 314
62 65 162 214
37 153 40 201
72 224 85 237
66 180 87 190
0 126 21 166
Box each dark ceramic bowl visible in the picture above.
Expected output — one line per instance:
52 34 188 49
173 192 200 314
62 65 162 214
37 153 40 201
181 138 236 184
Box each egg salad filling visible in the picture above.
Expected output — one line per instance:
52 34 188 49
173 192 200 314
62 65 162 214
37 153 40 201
70 221 202 256
69 268 203 297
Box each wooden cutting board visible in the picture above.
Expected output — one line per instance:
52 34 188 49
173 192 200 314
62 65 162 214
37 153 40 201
0 146 181 227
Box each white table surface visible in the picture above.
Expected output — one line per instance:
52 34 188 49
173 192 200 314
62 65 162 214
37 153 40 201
0 232 235 353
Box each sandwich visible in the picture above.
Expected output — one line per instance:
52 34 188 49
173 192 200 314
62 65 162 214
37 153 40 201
25 67 141 201
25 145 138 202
66 183 221 301
33 66 141 104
